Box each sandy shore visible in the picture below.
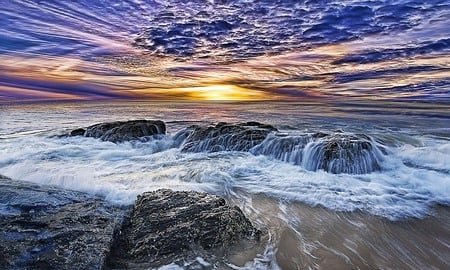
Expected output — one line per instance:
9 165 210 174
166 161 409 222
227 193 450 269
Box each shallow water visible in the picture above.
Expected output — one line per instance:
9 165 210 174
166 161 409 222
0 101 449 269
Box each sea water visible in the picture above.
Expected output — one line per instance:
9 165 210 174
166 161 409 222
0 101 449 269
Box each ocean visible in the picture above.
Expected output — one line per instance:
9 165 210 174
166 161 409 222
0 100 449 269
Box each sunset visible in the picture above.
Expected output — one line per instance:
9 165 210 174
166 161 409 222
0 0 449 269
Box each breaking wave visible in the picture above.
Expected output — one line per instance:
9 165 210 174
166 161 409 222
1 120 448 220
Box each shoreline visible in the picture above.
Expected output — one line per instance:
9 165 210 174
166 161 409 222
2 175 448 269
228 192 450 269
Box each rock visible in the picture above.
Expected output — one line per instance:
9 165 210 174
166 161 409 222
251 134 312 165
0 175 126 270
252 133 383 174
106 189 260 268
302 133 383 174
181 122 277 152
317 134 382 174
71 120 166 143
0 176 260 269
70 128 85 136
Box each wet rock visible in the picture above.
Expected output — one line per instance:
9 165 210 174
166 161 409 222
303 133 383 174
0 175 126 269
181 122 277 152
312 131 328 138
0 175 260 269
107 189 260 268
70 128 85 136
252 133 383 174
251 134 312 165
71 120 166 143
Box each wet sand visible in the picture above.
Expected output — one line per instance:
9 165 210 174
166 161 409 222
227 193 450 269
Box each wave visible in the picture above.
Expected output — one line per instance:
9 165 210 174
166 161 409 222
175 123 385 174
0 126 449 220
253 133 384 174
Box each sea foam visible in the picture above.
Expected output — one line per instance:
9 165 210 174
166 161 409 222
0 129 449 220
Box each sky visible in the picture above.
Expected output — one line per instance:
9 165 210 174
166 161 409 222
0 0 449 102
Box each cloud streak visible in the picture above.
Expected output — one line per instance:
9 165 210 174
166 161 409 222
1 0 449 102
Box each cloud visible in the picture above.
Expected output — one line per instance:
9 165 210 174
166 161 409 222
0 74 130 101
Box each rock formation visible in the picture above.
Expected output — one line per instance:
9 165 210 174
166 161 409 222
0 175 125 269
181 122 277 152
303 133 383 174
106 189 260 268
70 120 166 143
0 175 260 269
252 132 383 174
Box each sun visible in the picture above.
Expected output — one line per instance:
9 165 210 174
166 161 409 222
177 84 268 101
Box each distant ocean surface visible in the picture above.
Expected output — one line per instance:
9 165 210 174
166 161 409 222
1 101 449 268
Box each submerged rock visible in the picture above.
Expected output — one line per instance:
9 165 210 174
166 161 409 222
253 133 384 174
304 133 383 174
181 122 277 152
251 133 313 165
107 189 260 268
71 120 166 142
0 175 126 269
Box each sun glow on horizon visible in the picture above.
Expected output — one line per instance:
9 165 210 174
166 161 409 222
171 84 270 101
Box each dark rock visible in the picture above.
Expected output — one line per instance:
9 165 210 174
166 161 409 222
71 120 166 143
181 122 277 152
312 131 328 138
0 175 260 269
304 133 383 174
84 122 122 138
252 133 383 174
0 175 126 270
70 128 85 136
107 189 260 268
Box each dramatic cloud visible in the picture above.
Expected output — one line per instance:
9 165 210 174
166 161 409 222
1 0 449 102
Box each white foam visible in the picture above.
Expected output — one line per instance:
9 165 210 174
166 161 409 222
0 136 214 205
228 152 450 219
0 130 449 219
157 263 184 270
396 138 450 172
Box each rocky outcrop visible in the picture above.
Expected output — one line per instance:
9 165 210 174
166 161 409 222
70 120 166 142
106 189 260 268
0 175 260 269
181 122 277 152
176 121 382 174
70 128 85 136
303 133 383 174
0 175 126 269
252 132 384 174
